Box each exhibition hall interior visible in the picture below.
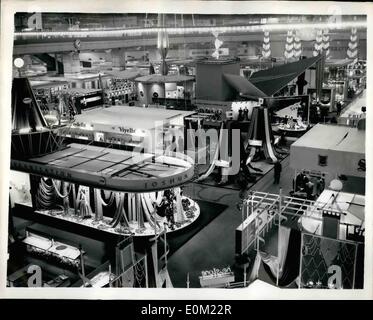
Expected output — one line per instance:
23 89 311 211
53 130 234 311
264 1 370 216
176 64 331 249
7 12 366 289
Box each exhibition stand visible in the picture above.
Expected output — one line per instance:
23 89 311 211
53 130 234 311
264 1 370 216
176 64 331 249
290 123 365 189
8 76 199 288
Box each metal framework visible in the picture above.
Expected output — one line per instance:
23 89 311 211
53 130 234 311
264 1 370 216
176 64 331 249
237 190 363 288
242 190 353 224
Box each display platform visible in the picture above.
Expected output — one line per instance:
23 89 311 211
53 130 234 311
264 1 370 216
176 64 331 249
277 124 307 132
23 231 81 260
35 197 200 237
74 105 196 131
11 143 194 192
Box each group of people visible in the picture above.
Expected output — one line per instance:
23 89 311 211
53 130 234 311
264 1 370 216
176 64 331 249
237 107 250 122
281 115 304 129
293 172 325 200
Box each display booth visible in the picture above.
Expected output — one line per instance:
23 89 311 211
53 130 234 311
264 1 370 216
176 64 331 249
9 144 196 288
30 76 105 114
67 73 111 91
64 105 196 153
8 76 199 288
64 88 103 113
324 58 351 103
290 123 365 193
346 60 366 98
265 95 310 136
308 87 334 115
134 74 195 109
31 79 69 98
104 69 148 105
236 191 364 289
339 89 366 126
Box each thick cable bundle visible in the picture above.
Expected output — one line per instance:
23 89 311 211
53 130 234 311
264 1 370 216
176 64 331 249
141 193 159 229
110 193 130 228
52 179 71 199
100 190 115 207
36 178 57 209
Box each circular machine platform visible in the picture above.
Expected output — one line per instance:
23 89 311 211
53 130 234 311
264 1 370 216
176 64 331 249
15 141 199 237
11 142 195 192
36 197 200 237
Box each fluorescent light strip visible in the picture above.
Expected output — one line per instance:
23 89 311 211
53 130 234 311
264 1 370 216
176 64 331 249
14 21 367 39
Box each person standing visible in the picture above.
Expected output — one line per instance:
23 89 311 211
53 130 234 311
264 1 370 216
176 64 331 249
336 101 342 116
305 180 315 200
273 160 282 184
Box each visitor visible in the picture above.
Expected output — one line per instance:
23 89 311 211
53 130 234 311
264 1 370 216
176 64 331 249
330 117 338 124
273 160 282 184
315 177 325 196
279 132 286 147
305 180 314 200
336 101 342 116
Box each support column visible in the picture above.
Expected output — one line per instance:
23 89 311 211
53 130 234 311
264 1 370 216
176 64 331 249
62 51 81 76
104 49 113 63
55 53 64 75
111 48 126 70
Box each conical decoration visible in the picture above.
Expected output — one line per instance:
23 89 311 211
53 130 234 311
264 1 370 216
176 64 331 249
322 28 330 59
212 31 223 60
261 30 271 59
157 14 169 75
11 77 59 159
284 30 294 60
313 29 324 57
12 77 47 133
347 27 359 64
293 34 302 58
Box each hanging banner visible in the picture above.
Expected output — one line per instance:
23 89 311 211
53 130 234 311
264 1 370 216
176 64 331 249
293 34 302 58
322 29 330 59
347 28 359 64
313 29 324 57
262 31 271 59
299 233 358 289
284 30 294 60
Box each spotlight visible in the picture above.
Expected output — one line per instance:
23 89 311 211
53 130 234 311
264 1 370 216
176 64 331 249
14 57 25 68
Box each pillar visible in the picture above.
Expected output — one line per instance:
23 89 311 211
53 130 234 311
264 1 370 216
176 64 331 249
62 51 81 75
55 53 64 74
104 49 113 63
111 48 126 70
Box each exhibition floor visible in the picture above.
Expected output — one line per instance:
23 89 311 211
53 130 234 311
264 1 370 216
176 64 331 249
168 157 294 288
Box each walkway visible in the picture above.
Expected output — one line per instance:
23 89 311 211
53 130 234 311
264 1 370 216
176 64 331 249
167 156 294 287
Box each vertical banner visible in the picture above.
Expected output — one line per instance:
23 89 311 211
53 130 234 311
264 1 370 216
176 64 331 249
262 30 271 59
300 233 358 289
313 29 323 57
212 31 223 59
322 29 330 59
293 34 302 58
347 28 359 64
284 30 294 60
